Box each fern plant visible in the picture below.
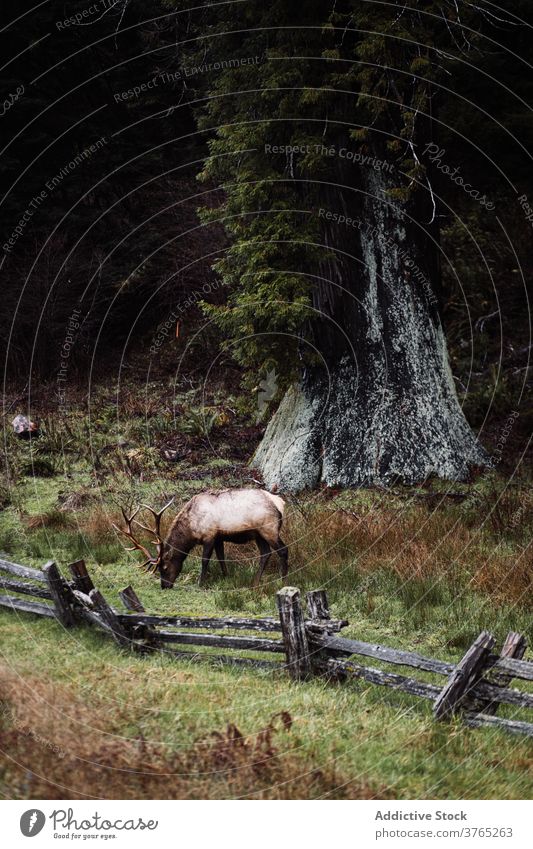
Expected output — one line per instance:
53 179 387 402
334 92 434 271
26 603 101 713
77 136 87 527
180 408 219 438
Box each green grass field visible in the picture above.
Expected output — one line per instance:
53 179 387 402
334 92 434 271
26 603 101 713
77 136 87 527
0 389 531 799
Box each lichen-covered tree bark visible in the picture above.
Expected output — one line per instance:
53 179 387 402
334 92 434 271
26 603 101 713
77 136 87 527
254 165 487 491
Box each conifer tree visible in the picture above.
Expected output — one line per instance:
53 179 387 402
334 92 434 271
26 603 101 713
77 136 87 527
168 0 497 488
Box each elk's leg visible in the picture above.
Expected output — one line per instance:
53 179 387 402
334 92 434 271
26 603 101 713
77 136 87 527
214 537 228 577
253 536 272 587
273 537 289 577
199 540 215 586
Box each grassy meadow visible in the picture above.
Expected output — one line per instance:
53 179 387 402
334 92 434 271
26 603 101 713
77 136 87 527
0 380 531 799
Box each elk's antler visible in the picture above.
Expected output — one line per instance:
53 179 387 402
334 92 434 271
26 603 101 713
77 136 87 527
113 498 174 573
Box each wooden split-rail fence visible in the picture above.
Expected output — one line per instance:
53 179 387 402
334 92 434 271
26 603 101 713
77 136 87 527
0 556 532 738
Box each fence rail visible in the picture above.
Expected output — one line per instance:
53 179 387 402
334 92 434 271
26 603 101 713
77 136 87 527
0 557 531 737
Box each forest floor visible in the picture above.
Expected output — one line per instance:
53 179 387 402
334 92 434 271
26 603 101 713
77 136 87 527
0 369 531 799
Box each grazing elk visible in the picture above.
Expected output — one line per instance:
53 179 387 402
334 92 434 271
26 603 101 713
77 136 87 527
114 488 288 588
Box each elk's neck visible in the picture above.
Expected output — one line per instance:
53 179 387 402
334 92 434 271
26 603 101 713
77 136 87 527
166 515 193 553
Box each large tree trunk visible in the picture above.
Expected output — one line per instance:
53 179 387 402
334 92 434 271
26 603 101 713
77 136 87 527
253 161 487 492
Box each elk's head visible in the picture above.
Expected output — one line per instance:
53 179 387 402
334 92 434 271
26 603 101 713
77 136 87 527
159 545 189 589
113 499 179 588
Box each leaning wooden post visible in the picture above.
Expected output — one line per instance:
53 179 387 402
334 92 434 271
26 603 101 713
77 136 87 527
277 587 312 680
434 631 495 720
68 559 95 595
481 632 527 716
42 561 77 628
119 585 157 651
119 585 145 613
89 589 131 648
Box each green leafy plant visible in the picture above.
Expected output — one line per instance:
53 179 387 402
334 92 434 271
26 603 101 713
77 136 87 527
21 457 58 478
180 408 219 438
0 479 12 510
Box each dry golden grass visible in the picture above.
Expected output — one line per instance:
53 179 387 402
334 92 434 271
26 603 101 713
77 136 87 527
284 500 532 606
0 668 388 800
82 506 125 542
25 510 74 531
470 544 532 604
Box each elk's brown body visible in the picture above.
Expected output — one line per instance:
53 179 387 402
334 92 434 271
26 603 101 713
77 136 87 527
162 488 288 587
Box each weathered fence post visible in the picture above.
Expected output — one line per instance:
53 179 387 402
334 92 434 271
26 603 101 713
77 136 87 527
481 632 527 716
277 587 311 680
68 559 94 595
306 589 330 623
119 585 157 651
119 585 145 613
43 561 77 628
306 589 332 674
89 589 131 648
434 631 495 720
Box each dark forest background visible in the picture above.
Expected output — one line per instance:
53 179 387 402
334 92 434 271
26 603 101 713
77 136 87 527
1 0 532 458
